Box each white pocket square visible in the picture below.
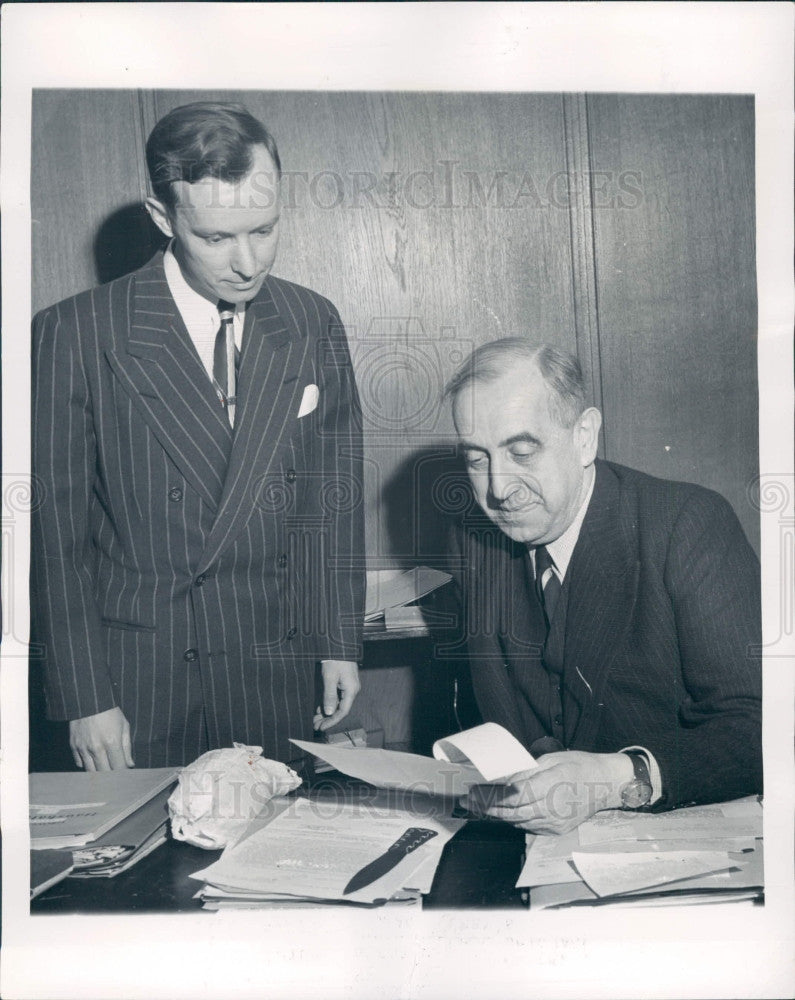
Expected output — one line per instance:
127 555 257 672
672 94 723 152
297 383 320 418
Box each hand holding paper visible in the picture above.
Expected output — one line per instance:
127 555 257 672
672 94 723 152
465 750 634 835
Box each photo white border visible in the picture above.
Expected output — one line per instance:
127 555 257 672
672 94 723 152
2 4 793 999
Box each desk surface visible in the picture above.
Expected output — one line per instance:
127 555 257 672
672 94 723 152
30 781 527 913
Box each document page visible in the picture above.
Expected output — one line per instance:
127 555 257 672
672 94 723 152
293 722 536 797
190 798 463 904
291 740 480 797
433 722 537 781
577 797 762 848
571 849 738 897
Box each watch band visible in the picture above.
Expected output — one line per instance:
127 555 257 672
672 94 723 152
620 750 653 809
624 750 651 787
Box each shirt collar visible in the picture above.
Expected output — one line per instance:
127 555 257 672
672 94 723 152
163 241 242 333
535 464 596 581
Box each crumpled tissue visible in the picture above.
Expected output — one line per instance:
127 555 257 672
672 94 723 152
168 743 302 849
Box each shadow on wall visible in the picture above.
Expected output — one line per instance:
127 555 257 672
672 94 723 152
94 203 167 285
381 446 477 570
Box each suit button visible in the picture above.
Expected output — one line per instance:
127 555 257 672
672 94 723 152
195 574 206 586
169 487 183 502
285 469 297 483
553 715 563 728
277 554 288 568
183 648 198 662
286 627 297 640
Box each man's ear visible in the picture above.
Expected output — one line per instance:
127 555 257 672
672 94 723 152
145 197 175 239
577 407 602 466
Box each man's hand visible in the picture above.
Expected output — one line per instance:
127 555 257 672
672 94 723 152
69 707 135 771
314 660 360 731
464 751 635 835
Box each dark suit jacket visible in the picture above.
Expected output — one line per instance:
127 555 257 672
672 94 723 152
31 253 365 767
449 459 762 808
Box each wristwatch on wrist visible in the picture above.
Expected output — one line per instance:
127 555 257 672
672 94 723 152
620 751 653 809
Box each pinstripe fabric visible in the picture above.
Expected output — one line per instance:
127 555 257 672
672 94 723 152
31 253 365 768
451 459 762 809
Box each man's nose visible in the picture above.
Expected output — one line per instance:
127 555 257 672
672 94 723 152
230 237 256 278
488 458 522 504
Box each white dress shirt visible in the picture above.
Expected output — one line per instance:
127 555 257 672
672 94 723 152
529 464 663 804
163 243 245 382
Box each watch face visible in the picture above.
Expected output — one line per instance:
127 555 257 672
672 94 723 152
621 779 653 809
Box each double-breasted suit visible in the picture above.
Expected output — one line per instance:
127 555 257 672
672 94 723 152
449 459 762 809
32 253 365 767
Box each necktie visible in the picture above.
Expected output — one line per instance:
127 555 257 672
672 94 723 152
534 544 561 626
213 301 240 426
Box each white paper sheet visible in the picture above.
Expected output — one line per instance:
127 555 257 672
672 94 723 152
290 739 480 797
433 722 537 781
293 722 536 797
577 797 762 848
571 849 739 897
516 830 582 887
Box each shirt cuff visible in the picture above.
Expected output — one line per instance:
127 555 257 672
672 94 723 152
620 745 663 805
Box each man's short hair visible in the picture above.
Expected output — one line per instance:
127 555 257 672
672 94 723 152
445 338 587 427
146 101 282 213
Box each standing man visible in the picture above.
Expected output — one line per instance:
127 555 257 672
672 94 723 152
32 102 365 770
446 339 762 833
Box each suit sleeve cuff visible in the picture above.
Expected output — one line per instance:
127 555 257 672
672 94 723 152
620 745 663 804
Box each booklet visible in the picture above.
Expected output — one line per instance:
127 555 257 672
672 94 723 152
29 767 179 850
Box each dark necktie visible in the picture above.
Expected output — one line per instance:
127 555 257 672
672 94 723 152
534 544 561 626
213 301 240 426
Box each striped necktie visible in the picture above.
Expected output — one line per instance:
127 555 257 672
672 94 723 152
212 300 240 426
534 544 561 626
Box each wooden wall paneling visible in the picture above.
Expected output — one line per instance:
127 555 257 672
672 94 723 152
31 90 154 313
586 95 759 551
562 93 605 447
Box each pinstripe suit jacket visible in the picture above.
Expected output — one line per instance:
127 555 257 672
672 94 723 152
451 459 762 809
31 253 365 767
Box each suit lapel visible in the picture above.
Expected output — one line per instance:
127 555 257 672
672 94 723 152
105 255 233 511
563 461 640 747
196 279 310 574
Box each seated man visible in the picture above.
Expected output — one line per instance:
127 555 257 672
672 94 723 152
445 338 761 834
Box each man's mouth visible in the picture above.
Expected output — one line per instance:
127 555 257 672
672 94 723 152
497 501 540 516
226 276 262 291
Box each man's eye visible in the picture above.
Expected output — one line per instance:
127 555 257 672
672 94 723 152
255 228 274 237
464 453 488 469
511 450 534 464
204 235 225 245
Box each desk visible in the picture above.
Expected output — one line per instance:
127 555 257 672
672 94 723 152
30 779 527 913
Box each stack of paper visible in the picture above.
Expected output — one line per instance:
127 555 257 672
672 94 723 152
364 567 452 627
69 785 174 878
189 795 464 909
29 767 178 890
517 796 763 908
